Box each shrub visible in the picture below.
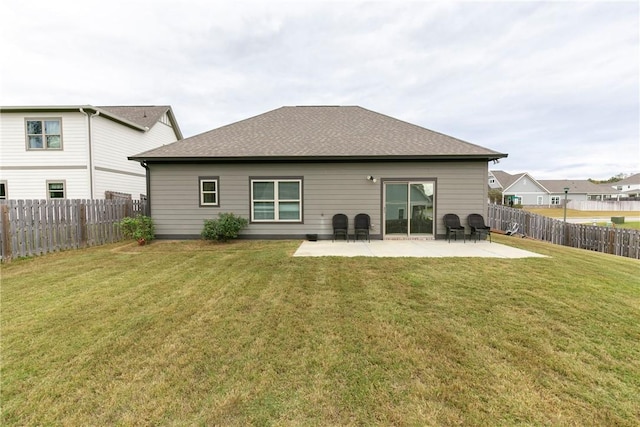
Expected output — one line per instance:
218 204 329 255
202 213 248 242
118 215 155 243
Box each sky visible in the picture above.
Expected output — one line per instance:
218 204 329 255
1 0 638 180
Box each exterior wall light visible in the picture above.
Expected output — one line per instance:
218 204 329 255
367 175 377 183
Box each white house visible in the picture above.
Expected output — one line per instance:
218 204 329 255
611 173 640 198
0 105 182 200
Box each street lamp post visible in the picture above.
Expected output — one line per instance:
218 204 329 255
563 187 569 223
563 187 569 245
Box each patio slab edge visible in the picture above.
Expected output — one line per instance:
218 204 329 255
293 240 547 258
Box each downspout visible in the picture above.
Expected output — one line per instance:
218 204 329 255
79 108 100 199
141 161 150 216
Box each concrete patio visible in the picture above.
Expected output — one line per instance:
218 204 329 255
294 239 547 258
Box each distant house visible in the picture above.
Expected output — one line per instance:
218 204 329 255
129 106 507 240
0 105 182 200
610 173 640 198
488 170 613 206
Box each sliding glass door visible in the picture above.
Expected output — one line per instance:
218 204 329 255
384 181 434 237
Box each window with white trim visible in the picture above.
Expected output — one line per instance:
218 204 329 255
0 181 7 200
47 181 66 199
251 178 302 222
26 119 62 149
551 196 561 205
199 177 219 206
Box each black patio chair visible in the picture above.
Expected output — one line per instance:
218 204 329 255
332 214 349 242
467 213 491 243
354 213 371 242
443 213 465 243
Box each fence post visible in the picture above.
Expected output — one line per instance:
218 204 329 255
1 204 12 262
79 202 88 248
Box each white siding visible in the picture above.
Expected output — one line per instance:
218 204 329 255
0 109 180 199
0 111 91 199
149 161 488 239
0 169 89 199
91 117 178 198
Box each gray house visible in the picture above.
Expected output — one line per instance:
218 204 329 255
129 106 507 240
489 170 615 206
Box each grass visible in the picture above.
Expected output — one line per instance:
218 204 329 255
2 237 639 425
591 221 640 230
523 208 640 228
525 207 639 218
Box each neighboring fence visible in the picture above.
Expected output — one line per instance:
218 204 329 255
488 204 640 259
0 199 146 262
567 200 640 212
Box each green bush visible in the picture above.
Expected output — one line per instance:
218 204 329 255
118 215 155 242
202 213 248 242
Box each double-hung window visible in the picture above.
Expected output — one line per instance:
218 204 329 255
26 119 62 149
0 181 7 200
199 177 219 206
551 196 561 205
47 181 66 199
251 178 302 222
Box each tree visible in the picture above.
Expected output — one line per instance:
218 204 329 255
488 189 503 204
588 173 630 184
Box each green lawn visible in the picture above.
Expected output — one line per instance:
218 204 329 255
592 221 640 230
523 208 640 229
2 237 639 425
525 207 639 219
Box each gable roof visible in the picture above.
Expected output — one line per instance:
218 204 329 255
489 170 524 190
504 172 550 193
0 105 182 139
129 106 507 162
98 106 179 133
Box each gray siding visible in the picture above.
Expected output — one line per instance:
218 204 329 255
507 176 541 193
505 176 547 206
149 161 488 239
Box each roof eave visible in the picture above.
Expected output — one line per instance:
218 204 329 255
129 153 509 163
0 105 148 132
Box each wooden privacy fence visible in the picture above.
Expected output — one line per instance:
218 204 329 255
487 204 640 259
0 199 146 262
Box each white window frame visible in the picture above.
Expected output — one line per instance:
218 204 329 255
250 178 302 223
551 196 561 205
26 118 63 150
199 177 219 207
537 195 544 205
47 180 66 199
0 181 7 200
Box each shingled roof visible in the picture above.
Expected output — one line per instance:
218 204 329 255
614 173 640 186
129 106 507 162
0 104 182 139
490 170 524 189
98 105 173 130
538 179 614 194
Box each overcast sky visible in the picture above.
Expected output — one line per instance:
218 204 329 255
1 0 638 179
